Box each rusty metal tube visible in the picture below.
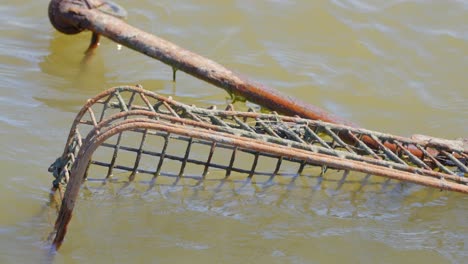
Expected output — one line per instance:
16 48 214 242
48 0 355 126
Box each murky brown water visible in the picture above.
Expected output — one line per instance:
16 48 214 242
0 0 467 263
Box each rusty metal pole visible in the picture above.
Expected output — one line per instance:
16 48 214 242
48 0 356 127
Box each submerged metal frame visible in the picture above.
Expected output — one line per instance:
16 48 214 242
48 85 467 249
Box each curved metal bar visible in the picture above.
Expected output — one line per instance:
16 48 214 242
50 118 468 249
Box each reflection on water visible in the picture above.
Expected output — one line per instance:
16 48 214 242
36 32 112 112
40 32 109 87
0 0 467 263
47 173 465 263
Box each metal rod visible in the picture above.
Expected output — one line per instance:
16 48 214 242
48 0 354 126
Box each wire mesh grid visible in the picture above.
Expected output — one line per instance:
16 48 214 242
48 85 467 194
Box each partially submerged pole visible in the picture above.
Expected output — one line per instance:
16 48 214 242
48 0 355 126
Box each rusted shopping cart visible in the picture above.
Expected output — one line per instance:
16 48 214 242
48 85 467 249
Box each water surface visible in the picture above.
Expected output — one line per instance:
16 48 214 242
0 0 467 263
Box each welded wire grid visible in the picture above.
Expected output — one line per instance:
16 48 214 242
49 85 467 193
